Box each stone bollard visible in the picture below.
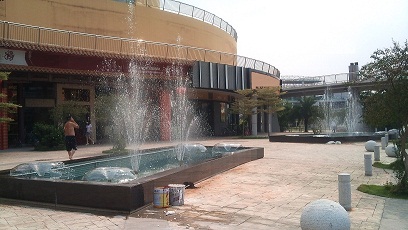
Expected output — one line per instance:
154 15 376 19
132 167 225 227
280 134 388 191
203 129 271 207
338 173 351 211
300 199 350 230
374 145 380 161
385 133 389 145
364 153 373 176
381 137 386 150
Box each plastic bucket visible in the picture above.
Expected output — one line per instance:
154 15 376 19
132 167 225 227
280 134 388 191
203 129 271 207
153 187 169 208
168 184 185 206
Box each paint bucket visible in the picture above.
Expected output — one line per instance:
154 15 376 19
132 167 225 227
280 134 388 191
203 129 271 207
168 184 185 206
153 187 169 208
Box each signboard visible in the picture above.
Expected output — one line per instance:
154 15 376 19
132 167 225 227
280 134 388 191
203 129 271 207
0 48 28 66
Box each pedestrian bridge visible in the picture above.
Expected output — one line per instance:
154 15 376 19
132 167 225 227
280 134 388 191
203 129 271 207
280 73 376 98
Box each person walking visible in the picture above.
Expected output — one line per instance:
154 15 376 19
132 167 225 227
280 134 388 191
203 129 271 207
64 115 79 160
85 122 95 145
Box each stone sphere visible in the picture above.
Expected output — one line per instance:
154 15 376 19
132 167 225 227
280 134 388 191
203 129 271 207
385 145 398 157
365 140 377 152
300 199 350 230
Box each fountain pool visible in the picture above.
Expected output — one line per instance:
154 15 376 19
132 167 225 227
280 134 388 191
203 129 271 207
0 145 263 213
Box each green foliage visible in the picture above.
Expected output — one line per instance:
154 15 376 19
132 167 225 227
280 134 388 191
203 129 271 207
278 97 324 133
277 103 294 132
95 93 128 149
359 40 408 130
50 100 88 125
94 94 116 125
256 87 285 114
359 40 408 191
32 123 65 151
229 88 285 136
357 184 408 199
256 87 285 135
229 89 259 118
0 72 10 80
372 162 393 169
298 96 324 132
229 89 260 136
0 72 21 123
390 158 407 187
112 132 126 151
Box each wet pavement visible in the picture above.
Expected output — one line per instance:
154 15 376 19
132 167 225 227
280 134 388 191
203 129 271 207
1 138 407 229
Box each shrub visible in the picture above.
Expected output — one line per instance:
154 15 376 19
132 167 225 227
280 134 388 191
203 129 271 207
32 123 65 151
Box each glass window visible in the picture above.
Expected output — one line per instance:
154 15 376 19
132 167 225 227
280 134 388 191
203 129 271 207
24 83 54 99
62 88 90 102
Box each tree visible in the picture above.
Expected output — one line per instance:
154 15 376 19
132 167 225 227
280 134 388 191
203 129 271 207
359 40 408 191
50 100 88 126
277 102 298 132
229 89 260 136
0 72 20 123
257 87 285 136
298 96 323 132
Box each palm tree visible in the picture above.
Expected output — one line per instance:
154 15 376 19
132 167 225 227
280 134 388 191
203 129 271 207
299 96 322 132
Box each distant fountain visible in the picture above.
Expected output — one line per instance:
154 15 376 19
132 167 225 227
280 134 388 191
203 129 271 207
317 85 366 133
345 86 365 132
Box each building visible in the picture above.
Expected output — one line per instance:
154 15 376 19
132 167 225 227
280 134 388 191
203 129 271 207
0 0 280 149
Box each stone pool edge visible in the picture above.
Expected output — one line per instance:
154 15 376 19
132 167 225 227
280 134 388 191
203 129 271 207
0 147 264 213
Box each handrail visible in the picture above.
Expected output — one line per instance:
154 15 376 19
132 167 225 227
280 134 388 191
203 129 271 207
135 0 238 41
0 20 280 78
280 73 359 90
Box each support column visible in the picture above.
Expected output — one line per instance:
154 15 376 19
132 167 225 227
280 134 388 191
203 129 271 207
0 84 8 150
251 108 257 136
160 89 171 141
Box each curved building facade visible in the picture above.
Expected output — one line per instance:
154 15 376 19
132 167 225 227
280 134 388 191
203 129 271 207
0 0 280 149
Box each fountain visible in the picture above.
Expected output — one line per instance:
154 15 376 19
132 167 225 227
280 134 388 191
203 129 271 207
9 162 69 178
270 84 379 143
317 86 367 133
0 3 266 212
83 167 137 183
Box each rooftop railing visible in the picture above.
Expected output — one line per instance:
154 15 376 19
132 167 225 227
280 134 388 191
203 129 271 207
0 20 280 78
135 0 238 41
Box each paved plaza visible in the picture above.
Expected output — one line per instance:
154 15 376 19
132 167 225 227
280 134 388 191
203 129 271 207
1 138 407 229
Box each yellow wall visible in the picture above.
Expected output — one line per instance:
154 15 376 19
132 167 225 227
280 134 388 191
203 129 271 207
0 0 236 54
251 72 280 89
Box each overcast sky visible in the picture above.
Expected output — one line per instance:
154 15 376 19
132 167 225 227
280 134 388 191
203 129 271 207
181 0 408 76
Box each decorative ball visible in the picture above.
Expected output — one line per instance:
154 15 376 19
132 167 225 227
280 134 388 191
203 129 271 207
300 199 350 230
385 145 398 157
364 140 377 152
